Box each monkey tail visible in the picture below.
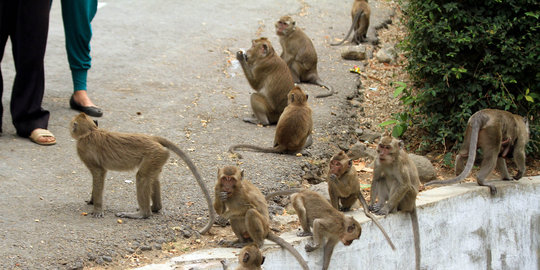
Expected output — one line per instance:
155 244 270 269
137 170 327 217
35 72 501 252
266 233 310 270
228 144 279 159
314 79 335 98
265 188 304 201
357 193 396 250
155 137 216 235
424 115 485 187
330 10 364 46
410 209 421 270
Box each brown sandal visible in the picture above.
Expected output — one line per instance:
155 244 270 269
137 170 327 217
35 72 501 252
29 128 56 146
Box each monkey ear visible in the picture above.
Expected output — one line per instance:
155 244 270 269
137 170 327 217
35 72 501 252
347 224 355 233
261 256 266 265
348 159 353 167
398 140 404 149
93 120 99 127
240 169 244 179
261 44 269 56
305 94 309 101
290 94 295 102
242 252 250 263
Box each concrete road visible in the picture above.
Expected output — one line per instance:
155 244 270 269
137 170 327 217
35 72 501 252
0 0 394 268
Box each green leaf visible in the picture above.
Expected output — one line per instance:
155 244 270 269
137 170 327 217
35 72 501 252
379 120 398 127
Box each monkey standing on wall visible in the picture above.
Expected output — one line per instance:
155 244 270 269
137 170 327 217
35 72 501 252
331 0 371 45
214 166 309 270
229 86 313 158
69 113 215 234
369 135 421 270
236 37 295 126
291 189 362 270
275 16 334 98
426 109 529 195
327 151 395 250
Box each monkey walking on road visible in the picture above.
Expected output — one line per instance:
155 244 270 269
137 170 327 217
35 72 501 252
70 113 215 234
331 0 371 45
426 109 529 195
275 16 334 98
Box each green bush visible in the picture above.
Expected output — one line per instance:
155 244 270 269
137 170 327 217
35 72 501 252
400 0 540 156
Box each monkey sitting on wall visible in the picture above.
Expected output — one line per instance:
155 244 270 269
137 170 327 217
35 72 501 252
275 15 334 98
327 151 395 250
331 0 371 45
69 113 215 234
229 86 312 159
213 166 309 270
236 37 295 126
369 135 421 270
426 109 529 195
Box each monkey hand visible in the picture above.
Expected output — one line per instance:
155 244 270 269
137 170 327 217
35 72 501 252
368 204 379 212
236 51 247 62
305 243 318 252
329 174 337 181
296 230 313 237
374 207 390 216
219 192 229 202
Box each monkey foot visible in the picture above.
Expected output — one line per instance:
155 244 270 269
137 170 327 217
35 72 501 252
305 244 318 252
91 211 104 218
115 212 149 219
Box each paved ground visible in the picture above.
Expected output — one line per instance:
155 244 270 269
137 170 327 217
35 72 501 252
0 0 394 269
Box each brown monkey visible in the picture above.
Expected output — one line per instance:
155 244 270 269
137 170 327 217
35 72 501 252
331 0 371 46
229 86 313 159
292 190 362 270
327 151 396 250
213 166 309 270
70 113 215 234
426 109 529 195
236 37 295 126
368 135 421 270
275 16 334 98
237 244 265 270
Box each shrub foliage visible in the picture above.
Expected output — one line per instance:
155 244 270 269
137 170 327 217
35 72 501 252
401 0 539 154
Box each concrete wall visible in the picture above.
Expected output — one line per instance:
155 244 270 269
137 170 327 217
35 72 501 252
138 176 540 270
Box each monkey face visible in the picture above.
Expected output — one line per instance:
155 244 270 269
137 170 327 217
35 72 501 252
341 217 362 246
220 176 237 197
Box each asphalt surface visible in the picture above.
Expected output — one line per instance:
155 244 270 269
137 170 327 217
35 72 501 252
0 0 394 268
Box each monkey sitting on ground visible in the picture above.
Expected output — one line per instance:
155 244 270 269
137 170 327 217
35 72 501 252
327 151 395 250
331 0 371 45
229 86 313 159
213 166 309 270
426 109 529 195
69 113 215 234
236 37 295 126
368 135 421 270
275 16 334 98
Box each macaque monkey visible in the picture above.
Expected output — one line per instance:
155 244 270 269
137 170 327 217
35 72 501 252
426 109 529 195
69 113 215 234
236 37 295 126
327 151 395 250
331 0 371 45
229 86 313 159
275 16 334 98
369 136 421 270
292 190 362 270
237 244 265 270
214 166 309 270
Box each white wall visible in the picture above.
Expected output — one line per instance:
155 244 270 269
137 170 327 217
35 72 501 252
138 176 540 270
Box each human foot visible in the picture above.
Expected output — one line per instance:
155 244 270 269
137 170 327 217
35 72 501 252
70 90 103 117
29 128 56 146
